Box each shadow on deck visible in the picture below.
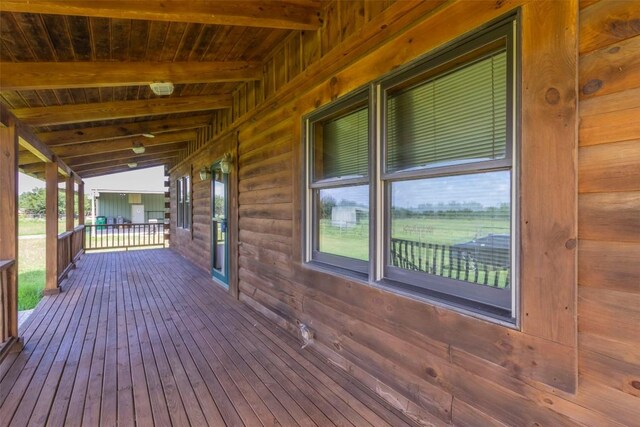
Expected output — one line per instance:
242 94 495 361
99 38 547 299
0 249 416 426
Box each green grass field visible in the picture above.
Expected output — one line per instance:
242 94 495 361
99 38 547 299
319 216 509 260
319 216 511 287
17 238 45 310
19 217 68 236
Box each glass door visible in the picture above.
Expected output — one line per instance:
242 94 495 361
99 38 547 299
211 164 229 287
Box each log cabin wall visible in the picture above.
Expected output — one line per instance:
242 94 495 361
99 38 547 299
170 0 639 425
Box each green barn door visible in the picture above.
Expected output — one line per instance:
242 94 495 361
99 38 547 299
211 163 229 287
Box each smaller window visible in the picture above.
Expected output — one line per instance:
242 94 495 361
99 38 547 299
305 90 370 274
176 178 184 228
184 175 191 230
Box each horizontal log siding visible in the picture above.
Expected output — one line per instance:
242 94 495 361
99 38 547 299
170 0 639 425
575 0 640 424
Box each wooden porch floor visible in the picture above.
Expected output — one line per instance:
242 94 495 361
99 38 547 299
0 249 417 427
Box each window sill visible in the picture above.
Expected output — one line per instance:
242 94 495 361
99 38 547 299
303 260 518 329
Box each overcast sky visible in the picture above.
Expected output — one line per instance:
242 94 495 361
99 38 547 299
18 166 166 194
320 170 510 209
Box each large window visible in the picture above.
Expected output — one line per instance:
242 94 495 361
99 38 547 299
306 90 370 273
176 175 191 229
304 18 517 321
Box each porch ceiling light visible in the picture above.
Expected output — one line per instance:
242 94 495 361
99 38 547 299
128 162 138 168
199 167 211 181
150 82 174 96
141 133 155 138
132 142 146 154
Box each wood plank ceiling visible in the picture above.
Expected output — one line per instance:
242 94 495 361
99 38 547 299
0 1 321 179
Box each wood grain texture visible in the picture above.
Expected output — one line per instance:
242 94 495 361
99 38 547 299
579 191 640 242
579 0 640 54
0 125 19 342
579 139 640 192
0 1 322 30
45 161 59 292
12 95 232 126
519 0 578 347
579 34 640 99
1 61 262 90
579 239 640 294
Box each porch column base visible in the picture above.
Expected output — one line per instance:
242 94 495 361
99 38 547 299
43 287 61 296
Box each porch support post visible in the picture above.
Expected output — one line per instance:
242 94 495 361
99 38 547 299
78 181 85 226
45 160 60 294
65 174 74 231
0 123 20 347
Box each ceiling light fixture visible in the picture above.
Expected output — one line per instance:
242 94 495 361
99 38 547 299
141 133 155 138
150 82 174 96
132 142 146 154
128 162 138 168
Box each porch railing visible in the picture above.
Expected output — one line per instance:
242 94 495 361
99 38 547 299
84 223 165 251
57 225 85 282
390 237 510 287
0 259 16 350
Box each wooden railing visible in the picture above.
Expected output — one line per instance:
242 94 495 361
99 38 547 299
390 237 510 287
0 259 16 351
84 223 165 251
57 225 85 283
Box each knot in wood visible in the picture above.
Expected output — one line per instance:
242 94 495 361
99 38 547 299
582 79 603 95
545 87 561 105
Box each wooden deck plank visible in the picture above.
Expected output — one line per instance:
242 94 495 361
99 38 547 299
120 252 154 427
131 251 233 426
64 252 110 427
136 251 263 426
0 273 85 423
28 255 102 425
47 254 107 427
0 249 419 427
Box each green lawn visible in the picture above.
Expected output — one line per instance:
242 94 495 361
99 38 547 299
319 216 511 287
17 237 45 310
19 217 67 236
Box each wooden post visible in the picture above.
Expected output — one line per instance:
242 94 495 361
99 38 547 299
66 174 74 232
78 181 85 226
45 161 60 294
0 123 20 348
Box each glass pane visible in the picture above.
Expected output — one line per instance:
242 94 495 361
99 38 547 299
317 185 369 261
386 51 507 173
389 171 511 288
213 172 227 277
313 105 368 182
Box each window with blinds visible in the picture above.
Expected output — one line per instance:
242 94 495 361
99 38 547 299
303 16 517 321
306 90 370 272
313 104 368 182
386 50 507 173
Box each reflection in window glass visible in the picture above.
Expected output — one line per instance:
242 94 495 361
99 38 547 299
317 185 369 261
389 171 511 288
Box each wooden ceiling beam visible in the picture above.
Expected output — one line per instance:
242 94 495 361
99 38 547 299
73 153 180 175
65 142 186 168
0 1 321 30
79 160 173 179
12 95 232 126
1 103 74 177
52 129 196 158
38 115 212 146
1 61 262 90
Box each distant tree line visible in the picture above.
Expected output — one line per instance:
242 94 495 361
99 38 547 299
19 188 91 217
